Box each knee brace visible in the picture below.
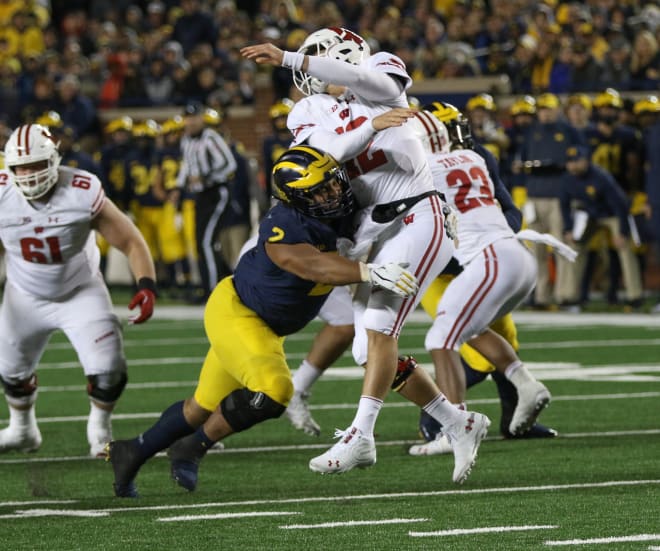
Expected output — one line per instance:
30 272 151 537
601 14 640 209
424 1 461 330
220 389 286 433
392 355 418 391
1 374 38 407
86 372 128 405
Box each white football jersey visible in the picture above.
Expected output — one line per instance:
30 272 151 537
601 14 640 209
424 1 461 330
428 149 514 265
0 166 105 299
288 52 435 207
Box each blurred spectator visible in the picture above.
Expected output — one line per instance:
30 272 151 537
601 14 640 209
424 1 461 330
55 74 98 145
519 93 583 308
601 37 632 90
565 93 593 139
144 55 175 106
629 30 660 90
171 0 217 55
569 41 604 92
506 34 537 93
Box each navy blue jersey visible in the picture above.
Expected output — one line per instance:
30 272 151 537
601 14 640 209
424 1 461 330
233 203 340 336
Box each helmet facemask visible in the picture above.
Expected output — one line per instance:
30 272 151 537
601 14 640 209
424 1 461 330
5 124 61 200
272 146 356 219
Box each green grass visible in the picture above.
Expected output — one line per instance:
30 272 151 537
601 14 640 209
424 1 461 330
0 312 659 550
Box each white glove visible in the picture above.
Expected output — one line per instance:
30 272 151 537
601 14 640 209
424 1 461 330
442 203 459 244
360 261 419 298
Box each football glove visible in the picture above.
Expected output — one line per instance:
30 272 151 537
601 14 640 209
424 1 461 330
360 261 419 298
128 277 157 324
442 202 459 244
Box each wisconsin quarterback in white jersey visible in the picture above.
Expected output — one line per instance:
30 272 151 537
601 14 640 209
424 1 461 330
242 28 490 484
410 110 552 436
0 124 156 457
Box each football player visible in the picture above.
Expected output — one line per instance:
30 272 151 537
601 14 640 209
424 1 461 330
408 108 553 440
0 124 156 457
241 28 490 481
105 144 418 497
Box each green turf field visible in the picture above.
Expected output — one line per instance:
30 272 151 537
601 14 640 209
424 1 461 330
0 309 658 550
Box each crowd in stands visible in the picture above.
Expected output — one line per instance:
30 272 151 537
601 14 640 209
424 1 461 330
2 1 660 133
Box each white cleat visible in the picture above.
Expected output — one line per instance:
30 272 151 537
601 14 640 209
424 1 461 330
445 411 490 484
89 430 113 458
285 391 321 436
0 426 42 453
408 434 453 456
509 381 551 436
309 426 376 474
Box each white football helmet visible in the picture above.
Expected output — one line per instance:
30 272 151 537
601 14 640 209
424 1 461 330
4 124 61 199
294 27 371 96
407 111 450 154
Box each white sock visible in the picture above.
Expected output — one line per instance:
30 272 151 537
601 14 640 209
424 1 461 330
87 402 112 439
351 395 383 436
292 360 323 394
7 405 37 433
423 393 465 428
504 360 535 388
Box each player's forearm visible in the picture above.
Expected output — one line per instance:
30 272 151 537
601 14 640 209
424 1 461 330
305 123 376 162
282 253 363 286
124 237 157 281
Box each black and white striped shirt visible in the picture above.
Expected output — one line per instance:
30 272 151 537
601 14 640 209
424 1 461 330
178 128 237 191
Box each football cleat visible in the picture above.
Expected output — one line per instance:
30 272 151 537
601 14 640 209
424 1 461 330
285 391 321 436
309 426 376 474
0 426 42 453
502 422 558 439
444 411 490 484
105 440 143 498
408 433 453 456
509 381 551 436
167 435 209 492
88 426 113 458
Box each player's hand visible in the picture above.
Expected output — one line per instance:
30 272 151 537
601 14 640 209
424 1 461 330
442 203 459 246
363 262 419 298
372 108 416 131
240 43 284 66
128 278 157 324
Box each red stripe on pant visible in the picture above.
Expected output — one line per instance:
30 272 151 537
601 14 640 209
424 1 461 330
391 194 445 337
444 244 499 350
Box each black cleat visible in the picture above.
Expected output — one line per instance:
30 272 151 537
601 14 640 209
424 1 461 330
105 440 144 498
502 422 558 439
167 435 209 492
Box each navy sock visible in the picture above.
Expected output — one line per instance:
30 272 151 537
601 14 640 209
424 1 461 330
194 426 216 450
134 401 195 461
463 358 489 388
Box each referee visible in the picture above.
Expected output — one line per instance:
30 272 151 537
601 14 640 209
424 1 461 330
177 101 238 299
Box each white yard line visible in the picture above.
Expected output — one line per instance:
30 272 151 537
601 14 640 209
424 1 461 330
0 430 658 464
281 518 429 530
158 511 300 522
410 524 558 537
545 534 660 546
42 479 660 514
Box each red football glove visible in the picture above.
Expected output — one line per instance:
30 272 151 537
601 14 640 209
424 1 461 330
128 278 157 324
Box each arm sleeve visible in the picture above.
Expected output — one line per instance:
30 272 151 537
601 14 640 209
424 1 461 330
306 54 407 102
288 101 377 162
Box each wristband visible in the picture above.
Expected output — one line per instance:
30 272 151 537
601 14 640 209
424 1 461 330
137 277 158 296
358 262 370 282
282 51 305 71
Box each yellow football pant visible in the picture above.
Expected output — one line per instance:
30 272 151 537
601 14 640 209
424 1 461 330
194 277 294 411
421 274 519 373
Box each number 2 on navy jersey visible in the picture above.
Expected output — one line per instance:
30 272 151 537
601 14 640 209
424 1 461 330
446 166 495 213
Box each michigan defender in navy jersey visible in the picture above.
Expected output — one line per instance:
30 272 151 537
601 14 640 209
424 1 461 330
105 145 418 497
